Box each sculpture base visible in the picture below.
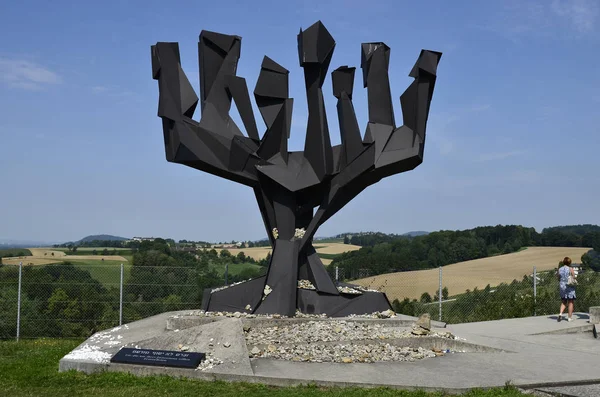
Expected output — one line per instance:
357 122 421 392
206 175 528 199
201 277 392 317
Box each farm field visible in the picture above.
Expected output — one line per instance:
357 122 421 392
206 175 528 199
352 246 592 302
28 248 67 257
2 247 129 267
2 254 129 266
0 248 33 257
223 242 361 263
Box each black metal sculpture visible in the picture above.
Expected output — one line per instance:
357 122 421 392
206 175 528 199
151 21 441 317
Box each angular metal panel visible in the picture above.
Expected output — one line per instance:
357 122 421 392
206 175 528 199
152 22 441 316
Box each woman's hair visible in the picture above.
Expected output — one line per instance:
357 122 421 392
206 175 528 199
563 257 572 266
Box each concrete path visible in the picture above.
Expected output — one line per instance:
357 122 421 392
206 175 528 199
60 311 600 394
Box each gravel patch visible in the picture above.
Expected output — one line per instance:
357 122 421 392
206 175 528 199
177 309 398 319
245 320 455 346
244 320 457 364
249 343 441 363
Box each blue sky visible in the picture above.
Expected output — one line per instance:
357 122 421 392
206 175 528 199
1 0 598 243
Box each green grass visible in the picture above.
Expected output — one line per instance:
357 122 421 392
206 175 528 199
0 248 32 258
210 261 264 276
0 339 527 397
317 253 341 260
65 259 132 287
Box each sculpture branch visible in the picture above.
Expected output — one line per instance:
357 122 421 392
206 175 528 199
152 21 442 317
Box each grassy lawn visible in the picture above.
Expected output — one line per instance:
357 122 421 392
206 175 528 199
67 259 131 287
0 339 527 397
0 248 33 257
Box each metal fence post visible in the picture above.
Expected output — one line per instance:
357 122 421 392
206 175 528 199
438 266 442 322
533 266 537 316
335 266 339 282
16 262 22 341
119 263 124 326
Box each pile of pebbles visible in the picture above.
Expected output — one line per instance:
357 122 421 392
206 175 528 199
196 353 223 371
169 311 458 367
297 279 316 290
245 320 456 364
211 279 380 295
179 309 399 320
246 320 455 346
250 343 440 363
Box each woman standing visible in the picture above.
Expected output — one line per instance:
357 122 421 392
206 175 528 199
557 257 576 322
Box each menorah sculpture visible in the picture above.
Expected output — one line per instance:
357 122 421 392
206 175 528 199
151 21 441 317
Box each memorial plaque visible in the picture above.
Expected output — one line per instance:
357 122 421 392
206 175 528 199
110 348 205 369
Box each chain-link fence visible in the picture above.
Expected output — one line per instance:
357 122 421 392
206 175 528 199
0 262 225 340
3 261 600 340
345 265 600 324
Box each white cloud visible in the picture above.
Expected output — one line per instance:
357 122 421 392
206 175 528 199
439 141 454 155
477 150 526 162
468 104 491 112
0 58 61 90
429 103 491 155
506 169 540 184
551 0 598 33
91 85 109 93
478 0 598 40
90 85 139 104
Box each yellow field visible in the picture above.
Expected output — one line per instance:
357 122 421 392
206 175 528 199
352 247 592 301
223 242 361 261
28 248 66 257
315 243 361 254
3 248 128 266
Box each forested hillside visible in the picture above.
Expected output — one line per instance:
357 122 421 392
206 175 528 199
328 225 600 279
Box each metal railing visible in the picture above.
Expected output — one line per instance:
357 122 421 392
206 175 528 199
2 261 599 340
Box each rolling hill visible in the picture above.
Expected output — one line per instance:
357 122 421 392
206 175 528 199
78 234 129 243
352 246 592 302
